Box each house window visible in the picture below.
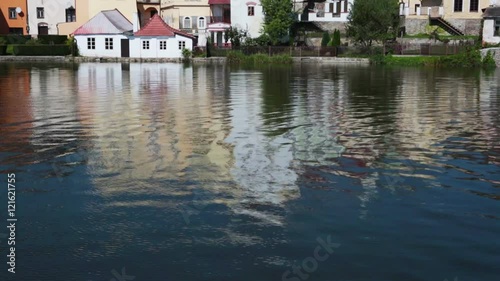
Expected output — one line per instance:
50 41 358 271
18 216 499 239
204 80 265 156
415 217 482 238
198 17 205 29
183 17 191 29
37 7 44 19
143 40 150 50
8 8 17 19
105 38 113 50
454 0 463 12
495 20 500 37
160 40 167 50
178 41 186 50
87 38 95 50
66 7 76 22
248 6 255 16
469 0 479 12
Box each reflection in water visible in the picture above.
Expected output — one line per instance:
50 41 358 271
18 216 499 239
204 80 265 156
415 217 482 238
0 63 499 281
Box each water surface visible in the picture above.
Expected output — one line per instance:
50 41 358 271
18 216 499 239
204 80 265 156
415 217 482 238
0 63 499 281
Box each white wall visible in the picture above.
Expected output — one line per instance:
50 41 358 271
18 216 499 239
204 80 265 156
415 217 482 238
483 19 500 44
129 35 193 58
28 0 76 35
231 0 264 38
75 35 127 58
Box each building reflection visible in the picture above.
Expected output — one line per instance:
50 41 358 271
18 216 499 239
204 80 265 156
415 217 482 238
0 64 33 165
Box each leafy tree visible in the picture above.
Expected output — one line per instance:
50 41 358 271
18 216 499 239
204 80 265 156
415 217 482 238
321 32 331 47
346 0 400 47
261 0 296 45
225 26 247 48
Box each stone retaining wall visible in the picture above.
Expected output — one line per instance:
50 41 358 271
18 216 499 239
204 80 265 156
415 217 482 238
0 56 370 65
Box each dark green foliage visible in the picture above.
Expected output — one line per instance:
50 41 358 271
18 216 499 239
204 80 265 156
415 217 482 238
261 0 295 45
12 44 71 56
225 26 247 48
347 0 400 47
321 32 330 47
226 50 292 65
37 35 68 45
66 37 79 56
333 29 341 46
0 45 7 55
206 40 211 57
0 35 32 45
369 48 494 68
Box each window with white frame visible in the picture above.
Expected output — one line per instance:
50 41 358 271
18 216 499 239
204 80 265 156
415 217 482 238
105 38 113 50
8 8 16 19
87 38 95 49
143 40 150 50
248 6 255 16
183 17 191 29
178 41 186 50
198 17 205 29
37 7 44 19
160 40 167 50
454 0 463 12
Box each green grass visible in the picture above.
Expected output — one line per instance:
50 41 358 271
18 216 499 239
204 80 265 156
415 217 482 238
369 48 496 68
226 50 293 65
403 33 479 40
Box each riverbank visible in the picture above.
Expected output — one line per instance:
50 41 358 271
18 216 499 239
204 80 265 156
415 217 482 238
0 56 370 65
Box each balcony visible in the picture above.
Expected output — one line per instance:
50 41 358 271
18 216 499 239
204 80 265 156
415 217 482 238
210 16 230 24
402 5 444 18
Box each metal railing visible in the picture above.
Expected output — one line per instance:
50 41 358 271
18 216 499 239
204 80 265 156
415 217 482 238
210 16 231 24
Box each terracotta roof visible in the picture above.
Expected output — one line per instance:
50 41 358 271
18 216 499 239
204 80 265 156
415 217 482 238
134 15 194 38
73 9 132 35
208 0 231 4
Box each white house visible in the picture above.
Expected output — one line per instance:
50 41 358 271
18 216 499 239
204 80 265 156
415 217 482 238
73 9 133 58
27 0 76 35
297 0 353 23
482 4 500 44
130 14 194 58
231 0 264 38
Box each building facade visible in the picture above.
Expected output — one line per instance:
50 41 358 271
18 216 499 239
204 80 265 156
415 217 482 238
402 0 491 35
27 0 76 35
59 0 137 35
160 0 211 46
231 0 264 39
0 0 28 35
137 0 160 27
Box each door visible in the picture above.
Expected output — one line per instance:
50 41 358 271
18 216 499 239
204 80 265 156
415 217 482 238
121 39 129 57
38 25 48 35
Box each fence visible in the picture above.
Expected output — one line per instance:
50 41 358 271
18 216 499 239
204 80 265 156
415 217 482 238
204 42 475 58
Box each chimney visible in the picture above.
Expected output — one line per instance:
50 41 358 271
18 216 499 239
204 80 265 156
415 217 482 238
133 12 139 32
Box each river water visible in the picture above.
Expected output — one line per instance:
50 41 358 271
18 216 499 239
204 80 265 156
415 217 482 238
0 63 499 281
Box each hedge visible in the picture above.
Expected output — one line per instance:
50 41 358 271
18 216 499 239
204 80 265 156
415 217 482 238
0 35 32 44
37 35 68 45
12 44 71 56
0 45 7 56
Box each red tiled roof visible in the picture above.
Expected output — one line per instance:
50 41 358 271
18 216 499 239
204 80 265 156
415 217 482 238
208 0 231 4
134 15 194 38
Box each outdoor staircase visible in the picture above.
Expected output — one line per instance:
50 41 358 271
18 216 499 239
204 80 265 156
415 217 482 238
430 17 464 36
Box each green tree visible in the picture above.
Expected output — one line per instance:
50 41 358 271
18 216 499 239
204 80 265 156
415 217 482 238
321 32 331 47
332 29 341 46
346 0 400 47
261 0 295 45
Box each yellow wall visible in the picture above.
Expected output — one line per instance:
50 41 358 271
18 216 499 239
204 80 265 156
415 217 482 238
58 0 89 35
443 0 488 19
161 2 210 29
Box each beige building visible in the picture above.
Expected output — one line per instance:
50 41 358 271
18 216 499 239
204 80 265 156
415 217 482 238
402 0 491 35
59 0 138 35
160 0 211 45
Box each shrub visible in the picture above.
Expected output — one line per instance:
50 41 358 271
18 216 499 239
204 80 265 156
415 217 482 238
332 29 341 46
66 37 79 56
0 45 7 56
321 32 331 47
226 50 246 64
12 44 71 56
37 35 68 45
0 35 31 44
482 51 496 68
181 48 192 61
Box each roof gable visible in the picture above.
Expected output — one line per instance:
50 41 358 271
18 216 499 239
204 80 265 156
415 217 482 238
73 9 132 35
134 15 195 39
